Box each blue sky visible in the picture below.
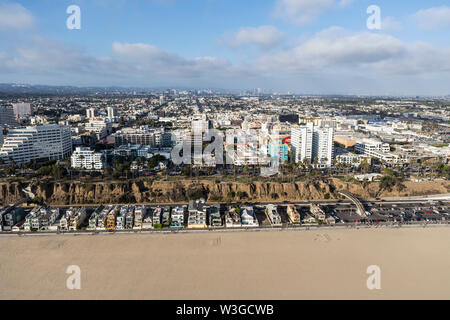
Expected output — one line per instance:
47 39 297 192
1 0 450 95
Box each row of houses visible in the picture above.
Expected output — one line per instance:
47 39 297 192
266 203 336 226
19 207 59 231
1 202 337 232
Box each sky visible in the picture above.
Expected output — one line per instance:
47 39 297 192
1 0 450 95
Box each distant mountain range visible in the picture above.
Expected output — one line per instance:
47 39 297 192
0 83 233 95
0 83 159 95
0 83 449 98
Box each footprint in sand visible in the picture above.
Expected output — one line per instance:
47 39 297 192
211 237 222 247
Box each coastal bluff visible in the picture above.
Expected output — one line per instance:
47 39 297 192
0 179 449 205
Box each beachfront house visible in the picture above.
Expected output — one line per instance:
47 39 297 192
69 208 87 231
208 205 222 228
162 206 171 227
142 209 154 229
265 204 282 226
153 207 162 227
40 209 60 231
310 204 326 222
97 205 113 230
240 206 259 227
125 207 135 229
170 206 185 228
1 206 25 231
133 206 146 229
116 206 128 230
88 206 103 230
287 204 301 225
187 199 207 229
106 206 119 231
225 208 242 228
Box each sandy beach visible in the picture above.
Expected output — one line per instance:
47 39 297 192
1 227 449 300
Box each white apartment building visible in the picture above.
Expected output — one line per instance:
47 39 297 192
0 125 72 165
86 108 96 119
85 118 112 139
191 118 209 165
336 152 371 167
71 147 104 170
355 139 407 163
291 123 334 167
107 106 118 123
355 139 390 155
291 123 313 164
313 126 334 167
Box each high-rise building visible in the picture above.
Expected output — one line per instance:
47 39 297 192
0 106 17 127
12 103 34 119
0 125 3 147
291 123 334 167
313 126 334 167
291 123 313 164
0 125 72 165
107 107 118 123
86 108 96 119
191 118 209 165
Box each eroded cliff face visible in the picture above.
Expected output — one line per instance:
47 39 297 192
0 179 449 205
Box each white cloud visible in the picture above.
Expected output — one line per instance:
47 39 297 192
254 27 450 76
0 3 35 31
273 0 354 25
413 6 450 30
1 29 450 95
221 25 284 48
3 37 95 72
111 42 230 78
0 39 234 86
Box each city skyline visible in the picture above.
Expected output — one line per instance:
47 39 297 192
1 0 450 95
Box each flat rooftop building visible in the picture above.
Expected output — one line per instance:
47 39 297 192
0 124 72 165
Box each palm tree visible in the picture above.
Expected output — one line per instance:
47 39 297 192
313 157 319 168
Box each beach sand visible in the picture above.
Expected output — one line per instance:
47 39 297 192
1 227 449 300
